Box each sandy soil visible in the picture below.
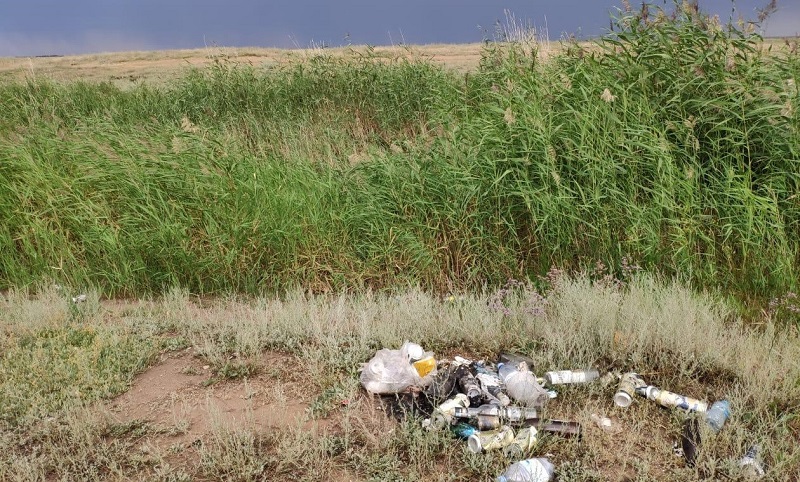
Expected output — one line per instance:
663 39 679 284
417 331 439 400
0 44 491 87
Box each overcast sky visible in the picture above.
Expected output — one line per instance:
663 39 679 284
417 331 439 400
1 1 797 57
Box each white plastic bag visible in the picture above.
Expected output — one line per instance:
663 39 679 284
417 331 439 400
359 341 436 394
499 362 549 407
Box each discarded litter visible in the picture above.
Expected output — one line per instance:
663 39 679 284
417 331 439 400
544 369 599 385
643 385 708 413
705 399 731 433
503 426 539 459
590 413 613 432
359 341 436 394
358 344 752 478
428 393 470 430
497 457 554 482
614 372 646 408
72 294 87 303
452 404 539 430
467 425 515 453
498 361 550 407
451 422 478 439
738 445 766 478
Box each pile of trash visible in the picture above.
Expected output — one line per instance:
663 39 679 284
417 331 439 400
359 342 766 481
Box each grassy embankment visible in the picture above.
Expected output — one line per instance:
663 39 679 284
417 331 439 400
1 3 799 480
1 7 798 303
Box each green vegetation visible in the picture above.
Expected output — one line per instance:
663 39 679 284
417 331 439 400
1 4 797 308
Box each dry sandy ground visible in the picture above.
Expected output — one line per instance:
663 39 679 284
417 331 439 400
0 44 491 87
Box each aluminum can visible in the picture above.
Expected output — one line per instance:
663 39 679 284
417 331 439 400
503 427 539 458
645 386 708 413
429 393 470 430
614 372 646 407
467 425 515 453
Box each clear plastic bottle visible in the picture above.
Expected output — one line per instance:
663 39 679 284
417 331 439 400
496 457 554 482
705 400 731 432
738 445 766 477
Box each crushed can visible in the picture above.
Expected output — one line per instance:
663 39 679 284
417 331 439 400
503 426 539 459
429 393 470 430
467 425 515 453
614 372 646 408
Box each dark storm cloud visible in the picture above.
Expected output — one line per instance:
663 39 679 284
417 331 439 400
0 1 797 57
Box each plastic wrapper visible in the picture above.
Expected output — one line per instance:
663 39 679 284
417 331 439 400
359 341 437 394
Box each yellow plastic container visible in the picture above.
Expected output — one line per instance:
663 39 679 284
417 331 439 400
413 356 436 377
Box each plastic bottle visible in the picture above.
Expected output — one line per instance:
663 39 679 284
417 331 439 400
498 362 549 407
544 369 600 385
496 458 554 482
705 400 731 432
738 445 766 478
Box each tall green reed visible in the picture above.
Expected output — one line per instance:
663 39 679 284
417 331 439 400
0 3 798 312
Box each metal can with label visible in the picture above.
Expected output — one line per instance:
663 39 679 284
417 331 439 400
645 386 708 413
614 372 646 407
467 425 515 453
503 427 539 459
544 369 600 385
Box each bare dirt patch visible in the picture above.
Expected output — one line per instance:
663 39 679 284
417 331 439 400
105 349 338 475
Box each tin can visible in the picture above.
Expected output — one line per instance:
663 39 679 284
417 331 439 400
504 406 539 422
614 372 646 407
503 427 539 458
544 369 600 385
645 386 708 413
477 413 501 430
467 425 515 453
